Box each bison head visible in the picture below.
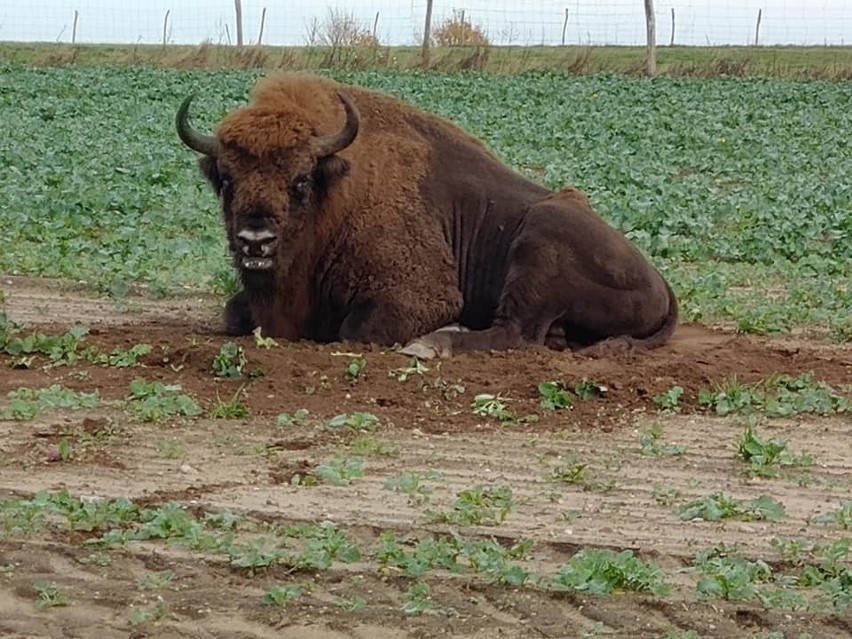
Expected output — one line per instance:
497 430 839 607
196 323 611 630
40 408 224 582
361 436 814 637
175 92 359 273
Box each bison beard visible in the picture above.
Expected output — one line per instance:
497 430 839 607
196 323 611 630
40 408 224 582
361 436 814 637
176 73 678 359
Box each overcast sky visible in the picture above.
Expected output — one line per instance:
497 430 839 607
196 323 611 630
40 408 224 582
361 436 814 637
3 1 851 47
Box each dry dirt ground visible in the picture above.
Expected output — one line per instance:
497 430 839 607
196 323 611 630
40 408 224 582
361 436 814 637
0 276 850 639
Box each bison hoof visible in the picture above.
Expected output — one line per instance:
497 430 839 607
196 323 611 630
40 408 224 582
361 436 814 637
399 333 454 360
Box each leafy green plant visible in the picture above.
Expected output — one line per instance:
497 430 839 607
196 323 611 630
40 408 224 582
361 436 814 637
389 357 429 382
693 548 772 602
212 342 247 379
344 356 367 381
1 384 102 420
401 580 433 615
737 421 813 477
677 492 785 522
548 455 588 484
127 378 201 422
155 437 185 459
383 470 443 506
306 455 365 486
812 501 852 530
88 343 152 367
550 549 670 596
426 485 514 526
327 412 379 432
538 381 572 410
33 581 70 610
276 408 309 426
653 385 684 412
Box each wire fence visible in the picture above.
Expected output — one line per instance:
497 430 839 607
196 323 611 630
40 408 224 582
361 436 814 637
2 0 850 47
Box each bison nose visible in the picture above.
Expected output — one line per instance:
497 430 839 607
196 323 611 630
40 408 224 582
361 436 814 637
236 228 279 257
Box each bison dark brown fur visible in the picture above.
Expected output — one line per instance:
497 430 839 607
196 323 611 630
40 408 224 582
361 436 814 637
176 73 677 358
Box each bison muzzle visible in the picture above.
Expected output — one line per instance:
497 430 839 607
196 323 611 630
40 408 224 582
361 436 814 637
176 73 678 359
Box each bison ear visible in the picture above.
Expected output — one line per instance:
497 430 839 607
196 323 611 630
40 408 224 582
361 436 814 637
199 156 222 195
314 155 351 192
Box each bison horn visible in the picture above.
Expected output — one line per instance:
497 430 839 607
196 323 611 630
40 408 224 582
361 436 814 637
311 92 360 158
175 94 221 157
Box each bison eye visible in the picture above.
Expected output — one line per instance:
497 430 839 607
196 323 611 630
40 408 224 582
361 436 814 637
290 174 311 201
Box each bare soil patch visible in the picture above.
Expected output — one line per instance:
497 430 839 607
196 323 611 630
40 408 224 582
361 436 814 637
1 277 850 638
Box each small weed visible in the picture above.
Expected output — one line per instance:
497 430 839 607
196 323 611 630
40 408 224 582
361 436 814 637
677 492 785 522
252 326 278 349
653 484 682 506
550 548 670 596
653 385 684 412
538 381 572 410
549 455 588 484
33 581 69 610
261 583 310 607
328 412 379 432
812 501 852 530
639 423 686 456
128 599 169 626
472 393 537 424
212 342 247 379
402 580 433 615
276 408 309 426
350 434 396 456
574 378 607 400
426 485 514 526
306 455 365 486
225 536 286 573
389 357 429 382
333 594 367 611
89 343 152 368
737 421 813 477
136 570 174 591
208 387 250 419
344 356 367 382
155 437 185 459
698 376 762 416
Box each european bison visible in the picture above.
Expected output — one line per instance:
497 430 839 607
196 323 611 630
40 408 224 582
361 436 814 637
176 73 677 358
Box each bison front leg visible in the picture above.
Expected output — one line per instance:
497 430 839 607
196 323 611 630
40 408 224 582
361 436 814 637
223 290 255 336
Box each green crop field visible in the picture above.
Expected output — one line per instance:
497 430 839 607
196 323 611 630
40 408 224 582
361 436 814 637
1 64 850 339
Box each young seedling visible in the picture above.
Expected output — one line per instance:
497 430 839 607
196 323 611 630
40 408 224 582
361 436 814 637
677 492 785 522
426 485 514 526
736 421 813 477
384 470 443 506
538 381 572 410
212 342 247 379
262 583 311 607
127 379 202 422
639 423 686 457
327 412 379 432
344 356 367 382
252 326 278 349
811 501 852 530
304 455 365 487
389 356 429 382
276 408 310 426
574 378 607 400
33 581 69 610
653 385 684 412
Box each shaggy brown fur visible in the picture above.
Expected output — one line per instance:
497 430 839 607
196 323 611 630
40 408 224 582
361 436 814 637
177 72 677 357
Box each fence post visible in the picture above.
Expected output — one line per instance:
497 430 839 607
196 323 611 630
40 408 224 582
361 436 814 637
257 7 266 46
234 0 244 47
72 10 79 44
561 8 569 46
670 8 675 46
643 0 656 75
162 9 170 46
754 9 762 46
421 0 433 64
